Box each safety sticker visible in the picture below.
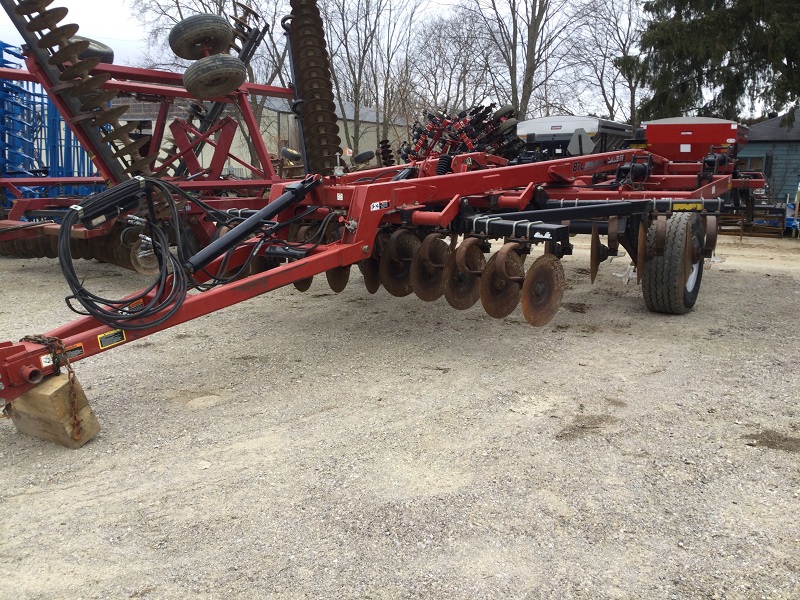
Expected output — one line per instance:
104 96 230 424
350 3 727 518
40 354 53 368
64 343 85 359
98 329 126 350
672 203 702 211
370 201 390 211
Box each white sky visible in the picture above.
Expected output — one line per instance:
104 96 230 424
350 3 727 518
0 0 147 66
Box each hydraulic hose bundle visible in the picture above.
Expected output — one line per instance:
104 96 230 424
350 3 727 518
57 176 321 330
57 178 187 331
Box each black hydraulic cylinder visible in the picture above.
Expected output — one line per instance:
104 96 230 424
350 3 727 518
184 177 320 273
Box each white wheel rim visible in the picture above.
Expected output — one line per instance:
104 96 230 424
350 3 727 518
685 261 699 292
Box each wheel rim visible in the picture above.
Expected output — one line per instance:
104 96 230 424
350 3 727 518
685 261 700 292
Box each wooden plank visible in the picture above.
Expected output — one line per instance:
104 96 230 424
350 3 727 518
7 374 100 449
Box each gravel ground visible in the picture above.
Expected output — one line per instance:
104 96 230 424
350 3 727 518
0 234 799 599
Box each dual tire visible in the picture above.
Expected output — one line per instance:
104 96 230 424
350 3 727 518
642 212 705 315
168 14 246 99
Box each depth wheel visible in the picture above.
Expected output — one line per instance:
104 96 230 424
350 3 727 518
183 54 246 99
169 14 233 60
641 212 705 315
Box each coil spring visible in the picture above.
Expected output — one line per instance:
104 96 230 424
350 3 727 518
435 155 453 175
378 139 395 166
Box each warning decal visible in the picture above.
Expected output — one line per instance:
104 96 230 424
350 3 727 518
64 343 85 359
98 330 126 350
672 203 702 211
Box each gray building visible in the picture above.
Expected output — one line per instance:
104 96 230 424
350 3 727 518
738 110 800 202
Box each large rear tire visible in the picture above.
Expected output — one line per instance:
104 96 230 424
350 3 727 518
642 212 705 314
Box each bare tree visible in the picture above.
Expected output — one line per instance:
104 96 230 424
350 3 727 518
409 12 494 115
369 0 421 149
321 0 387 155
571 0 647 125
462 0 575 119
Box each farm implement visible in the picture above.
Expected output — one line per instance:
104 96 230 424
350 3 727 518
0 0 296 268
0 0 765 446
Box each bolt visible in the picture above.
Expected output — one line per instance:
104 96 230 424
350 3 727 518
0 382 4 391
362 245 370 253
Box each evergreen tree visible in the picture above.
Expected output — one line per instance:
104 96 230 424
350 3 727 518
640 0 800 119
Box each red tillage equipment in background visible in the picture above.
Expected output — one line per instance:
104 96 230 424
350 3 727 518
635 117 749 162
0 0 295 269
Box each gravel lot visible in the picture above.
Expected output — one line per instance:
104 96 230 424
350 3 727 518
1 234 799 599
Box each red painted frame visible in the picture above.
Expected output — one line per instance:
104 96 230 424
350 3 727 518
0 147 765 402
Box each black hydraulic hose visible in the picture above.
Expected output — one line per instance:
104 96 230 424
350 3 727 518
57 179 188 330
184 176 320 273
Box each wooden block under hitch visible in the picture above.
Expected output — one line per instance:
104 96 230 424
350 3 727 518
5 373 100 449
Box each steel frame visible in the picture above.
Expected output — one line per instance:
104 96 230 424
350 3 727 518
0 58 295 250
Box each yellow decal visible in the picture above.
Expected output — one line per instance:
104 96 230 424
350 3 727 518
98 329 126 350
672 203 703 211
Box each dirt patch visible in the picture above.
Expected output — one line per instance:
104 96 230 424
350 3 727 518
555 413 619 440
562 302 589 313
743 430 800 453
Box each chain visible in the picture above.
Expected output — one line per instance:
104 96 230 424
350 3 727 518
19 335 83 441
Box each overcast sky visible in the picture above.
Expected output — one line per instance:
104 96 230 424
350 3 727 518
0 0 146 66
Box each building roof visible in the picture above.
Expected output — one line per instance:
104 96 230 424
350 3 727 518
114 95 404 126
747 110 800 142
642 117 739 126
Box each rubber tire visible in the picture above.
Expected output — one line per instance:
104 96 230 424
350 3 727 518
169 14 233 61
71 35 114 64
642 212 705 315
352 150 375 165
492 104 515 122
183 54 246 99
498 118 518 135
